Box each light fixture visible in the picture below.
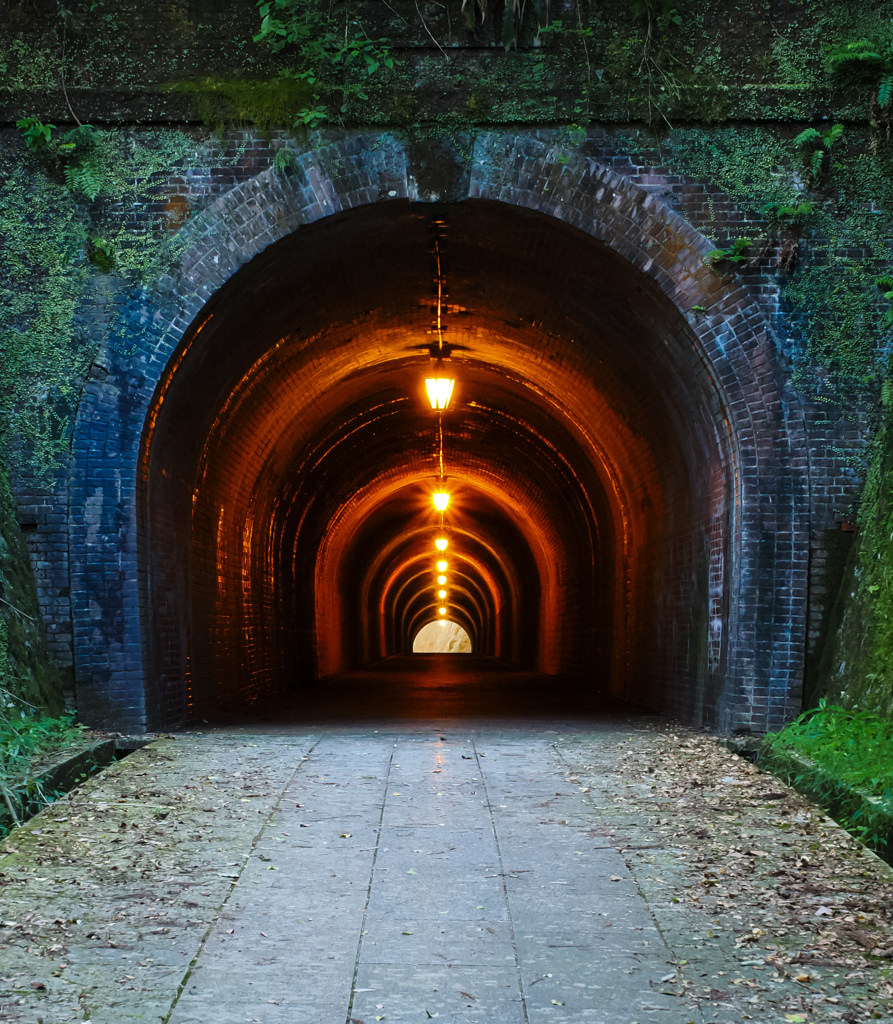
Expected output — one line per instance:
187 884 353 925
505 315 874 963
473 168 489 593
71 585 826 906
423 218 456 410
438 589 447 599
435 537 448 552
426 377 455 410
437 560 447 572
437 575 447 585
438 607 447 616
433 491 449 512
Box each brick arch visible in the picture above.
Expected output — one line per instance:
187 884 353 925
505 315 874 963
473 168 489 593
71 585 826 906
68 131 808 733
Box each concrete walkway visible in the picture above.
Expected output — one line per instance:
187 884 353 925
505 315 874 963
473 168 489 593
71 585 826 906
2 721 892 1024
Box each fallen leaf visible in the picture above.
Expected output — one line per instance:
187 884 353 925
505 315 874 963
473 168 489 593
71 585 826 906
610 874 623 881
551 999 564 1005
661 972 676 983
459 990 475 999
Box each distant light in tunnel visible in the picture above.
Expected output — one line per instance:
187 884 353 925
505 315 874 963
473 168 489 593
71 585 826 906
433 491 450 512
426 377 455 410
437 560 448 572
439 607 447 616
437 575 447 585
435 537 448 552
438 589 447 599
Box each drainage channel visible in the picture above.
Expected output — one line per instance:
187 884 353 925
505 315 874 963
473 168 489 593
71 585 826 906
0 735 151 837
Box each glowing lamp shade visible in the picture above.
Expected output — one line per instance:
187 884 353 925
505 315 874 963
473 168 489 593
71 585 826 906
437 575 447 585
435 537 448 552
437 560 448 572
438 589 447 599
438 607 447 616
426 377 455 410
433 491 450 512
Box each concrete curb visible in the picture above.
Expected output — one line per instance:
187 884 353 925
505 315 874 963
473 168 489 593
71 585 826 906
753 742 893 863
0 738 118 835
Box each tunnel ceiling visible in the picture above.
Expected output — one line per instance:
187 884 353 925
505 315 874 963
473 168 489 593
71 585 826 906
143 199 733 716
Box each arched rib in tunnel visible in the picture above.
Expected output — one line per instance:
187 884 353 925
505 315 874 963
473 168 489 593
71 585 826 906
140 199 735 722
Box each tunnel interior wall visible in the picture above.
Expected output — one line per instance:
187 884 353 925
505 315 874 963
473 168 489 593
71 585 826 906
33 130 815 733
138 196 748 726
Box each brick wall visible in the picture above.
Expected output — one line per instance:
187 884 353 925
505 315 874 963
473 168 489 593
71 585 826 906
5 127 859 733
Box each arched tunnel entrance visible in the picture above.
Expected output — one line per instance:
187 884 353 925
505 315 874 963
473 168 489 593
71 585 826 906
140 199 736 724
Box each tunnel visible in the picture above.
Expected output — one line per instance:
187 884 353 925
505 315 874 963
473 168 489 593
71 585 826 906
139 199 736 725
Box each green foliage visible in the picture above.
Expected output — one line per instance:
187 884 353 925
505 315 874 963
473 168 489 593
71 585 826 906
15 119 106 200
817 419 893 718
273 147 297 173
16 117 55 149
0 129 201 476
253 0 396 123
828 33 893 111
605 0 691 126
764 700 893 852
87 236 115 274
759 201 813 226
706 236 753 266
768 700 893 799
0 708 86 833
168 77 316 133
792 123 843 182
879 275 893 324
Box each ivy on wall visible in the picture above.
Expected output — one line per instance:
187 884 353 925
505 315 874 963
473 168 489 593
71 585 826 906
0 128 230 476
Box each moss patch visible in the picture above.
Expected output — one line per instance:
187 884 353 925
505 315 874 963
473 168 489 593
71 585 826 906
0 467 63 715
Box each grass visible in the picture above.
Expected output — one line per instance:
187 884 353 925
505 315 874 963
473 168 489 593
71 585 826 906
0 697 87 827
764 699 893 854
767 700 893 799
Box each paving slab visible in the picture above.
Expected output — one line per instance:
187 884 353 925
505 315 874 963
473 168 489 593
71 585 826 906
1 722 893 1024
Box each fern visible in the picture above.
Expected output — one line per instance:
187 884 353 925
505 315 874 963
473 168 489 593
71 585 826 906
828 35 893 111
64 162 103 201
793 123 843 182
760 201 813 225
273 147 297 172
706 236 753 266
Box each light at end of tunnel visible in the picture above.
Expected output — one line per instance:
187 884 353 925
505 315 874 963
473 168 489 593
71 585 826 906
437 575 447 585
438 589 447 599
426 377 455 410
435 537 448 552
436 560 448 572
433 491 450 512
439 607 447 616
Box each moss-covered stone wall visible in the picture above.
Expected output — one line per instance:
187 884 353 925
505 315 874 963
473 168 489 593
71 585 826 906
0 467 63 715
